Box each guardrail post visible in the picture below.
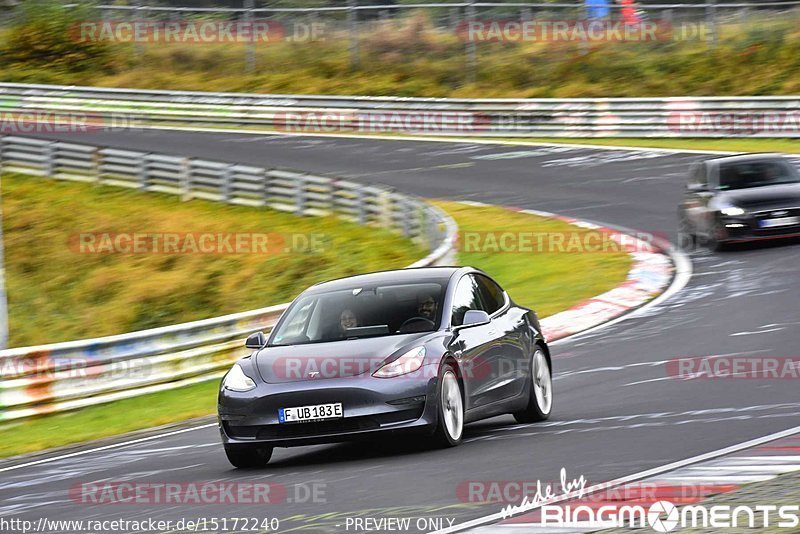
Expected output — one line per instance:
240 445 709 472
138 155 148 190
348 0 360 69
378 190 394 231
328 180 336 216
356 188 366 225
263 169 271 208
179 157 191 201
91 147 102 184
426 209 440 253
222 165 233 202
401 199 412 237
295 175 306 215
45 141 57 177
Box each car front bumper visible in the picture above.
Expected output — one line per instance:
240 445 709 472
718 213 800 243
218 364 441 447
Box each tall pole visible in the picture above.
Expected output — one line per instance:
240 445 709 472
465 0 477 84
0 174 8 350
244 0 256 74
348 0 359 69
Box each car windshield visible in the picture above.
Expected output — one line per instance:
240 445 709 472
718 160 800 190
269 282 445 346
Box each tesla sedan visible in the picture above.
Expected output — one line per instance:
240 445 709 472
218 266 553 468
679 153 800 251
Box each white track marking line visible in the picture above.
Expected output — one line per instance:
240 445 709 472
686 465 800 473
0 423 217 473
551 232 692 346
429 425 800 534
732 456 800 462
142 124 741 156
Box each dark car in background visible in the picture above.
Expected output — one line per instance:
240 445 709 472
679 154 800 251
218 267 553 468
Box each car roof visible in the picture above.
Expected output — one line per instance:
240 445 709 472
303 267 464 294
704 153 787 166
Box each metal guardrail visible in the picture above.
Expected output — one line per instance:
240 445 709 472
0 83 798 137
0 134 458 421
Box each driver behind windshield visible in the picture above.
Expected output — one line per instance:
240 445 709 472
417 291 438 321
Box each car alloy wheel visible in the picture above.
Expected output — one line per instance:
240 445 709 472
441 369 464 442
513 346 553 423
532 350 553 416
432 364 464 447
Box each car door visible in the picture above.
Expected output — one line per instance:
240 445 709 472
447 274 504 410
474 274 529 401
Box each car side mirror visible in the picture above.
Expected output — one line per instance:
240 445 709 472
245 331 266 349
462 310 491 328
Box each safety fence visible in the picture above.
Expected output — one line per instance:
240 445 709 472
0 134 458 421
1 82 798 136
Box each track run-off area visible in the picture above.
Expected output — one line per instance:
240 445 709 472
2 130 799 533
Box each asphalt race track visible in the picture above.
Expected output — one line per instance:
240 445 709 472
2 131 799 533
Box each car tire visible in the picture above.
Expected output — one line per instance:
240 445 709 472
514 345 553 423
224 443 273 468
431 363 464 448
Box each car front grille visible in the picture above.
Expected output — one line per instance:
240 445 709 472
256 417 380 440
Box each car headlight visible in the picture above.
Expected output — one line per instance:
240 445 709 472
720 206 745 217
223 363 256 391
373 347 426 378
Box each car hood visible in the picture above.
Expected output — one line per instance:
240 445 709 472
717 183 800 211
255 332 432 383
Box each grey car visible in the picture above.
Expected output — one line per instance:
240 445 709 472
679 153 800 251
218 266 553 468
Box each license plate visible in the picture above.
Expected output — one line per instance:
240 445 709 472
279 403 343 423
759 216 799 228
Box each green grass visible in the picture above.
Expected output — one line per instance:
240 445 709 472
2 173 424 347
0 381 219 459
0 198 632 459
2 11 800 97
436 201 631 318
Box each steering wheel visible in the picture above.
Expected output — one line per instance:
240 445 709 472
398 316 435 333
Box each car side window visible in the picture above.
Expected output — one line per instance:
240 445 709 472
450 275 484 327
475 275 506 315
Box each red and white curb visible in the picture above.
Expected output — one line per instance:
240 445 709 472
466 430 800 532
456 201 677 343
